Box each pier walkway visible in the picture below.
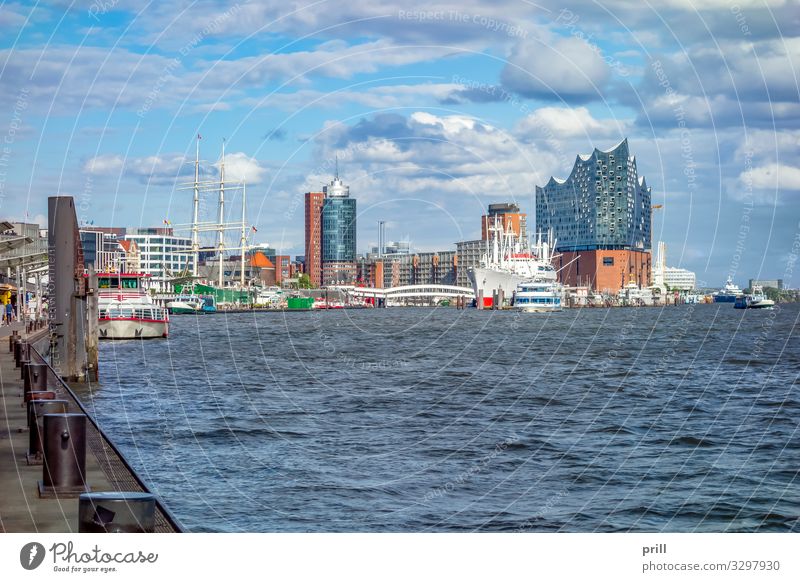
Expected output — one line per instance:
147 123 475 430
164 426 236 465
0 325 181 532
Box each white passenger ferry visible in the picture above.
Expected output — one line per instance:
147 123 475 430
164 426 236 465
97 273 169 339
513 280 563 312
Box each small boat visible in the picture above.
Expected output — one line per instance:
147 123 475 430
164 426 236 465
713 277 742 303
167 295 203 314
200 296 217 313
98 273 169 339
734 285 775 309
513 279 563 312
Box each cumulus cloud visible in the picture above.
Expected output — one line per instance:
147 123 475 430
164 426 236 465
215 152 268 184
84 154 124 175
515 106 627 140
745 163 800 190
500 36 611 102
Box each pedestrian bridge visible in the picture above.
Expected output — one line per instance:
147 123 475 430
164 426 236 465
345 284 475 300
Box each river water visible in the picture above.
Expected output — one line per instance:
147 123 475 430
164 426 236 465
78 303 800 532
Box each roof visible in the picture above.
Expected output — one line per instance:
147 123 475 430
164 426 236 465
118 240 136 252
249 252 274 268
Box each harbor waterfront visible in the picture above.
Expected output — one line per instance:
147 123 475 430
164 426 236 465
77 303 800 532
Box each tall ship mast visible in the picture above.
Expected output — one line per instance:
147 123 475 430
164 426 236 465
173 135 254 306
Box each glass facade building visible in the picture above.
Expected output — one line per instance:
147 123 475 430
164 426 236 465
321 196 357 262
535 139 651 251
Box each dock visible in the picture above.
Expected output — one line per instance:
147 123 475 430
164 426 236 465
0 324 181 533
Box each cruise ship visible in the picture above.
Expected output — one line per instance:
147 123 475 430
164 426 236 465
713 277 742 303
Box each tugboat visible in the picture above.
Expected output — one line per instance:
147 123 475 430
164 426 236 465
98 273 169 339
734 285 775 310
713 277 742 303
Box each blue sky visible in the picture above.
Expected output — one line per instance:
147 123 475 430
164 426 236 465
1 0 798 287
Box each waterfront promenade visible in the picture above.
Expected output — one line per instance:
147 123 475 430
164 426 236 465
0 324 115 532
1 323 182 533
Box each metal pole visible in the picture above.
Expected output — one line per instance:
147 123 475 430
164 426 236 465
192 135 200 278
240 181 246 287
218 140 225 290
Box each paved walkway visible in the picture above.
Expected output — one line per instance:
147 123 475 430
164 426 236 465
0 329 114 532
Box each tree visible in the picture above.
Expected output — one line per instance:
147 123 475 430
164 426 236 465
297 274 312 289
763 287 781 302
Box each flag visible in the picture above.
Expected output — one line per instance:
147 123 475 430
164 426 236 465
251 226 258 233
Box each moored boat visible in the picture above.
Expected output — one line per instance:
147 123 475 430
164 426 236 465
468 219 557 307
98 273 169 339
512 279 563 312
167 295 203 314
713 277 742 303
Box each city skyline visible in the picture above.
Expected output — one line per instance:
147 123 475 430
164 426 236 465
1 1 797 288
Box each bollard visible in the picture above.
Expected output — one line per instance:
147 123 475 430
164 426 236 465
38 413 90 498
23 363 48 396
25 390 56 404
14 339 29 368
26 400 69 464
19 358 31 379
9 330 19 352
79 492 156 533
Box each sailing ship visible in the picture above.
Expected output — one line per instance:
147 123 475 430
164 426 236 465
171 136 257 306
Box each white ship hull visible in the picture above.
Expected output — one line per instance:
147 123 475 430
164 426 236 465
468 267 526 301
99 318 168 339
516 304 562 313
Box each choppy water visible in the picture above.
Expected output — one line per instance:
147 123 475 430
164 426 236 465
77 303 800 532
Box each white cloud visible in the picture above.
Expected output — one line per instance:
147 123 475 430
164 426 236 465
745 163 800 190
215 152 268 184
501 36 610 102
84 154 124 175
515 106 627 139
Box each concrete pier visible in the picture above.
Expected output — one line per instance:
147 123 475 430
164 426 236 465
0 325 180 532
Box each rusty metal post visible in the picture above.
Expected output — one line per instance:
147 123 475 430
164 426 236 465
79 492 156 533
25 390 56 404
23 363 48 396
39 413 90 498
27 400 69 464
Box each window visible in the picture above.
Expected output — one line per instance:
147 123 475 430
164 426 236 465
603 257 614 266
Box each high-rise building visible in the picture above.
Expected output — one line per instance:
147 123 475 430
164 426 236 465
304 191 324 287
481 203 527 241
321 174 357 285
535 139 653 292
